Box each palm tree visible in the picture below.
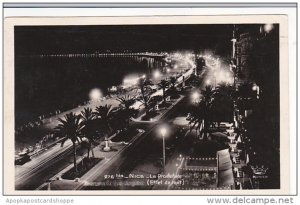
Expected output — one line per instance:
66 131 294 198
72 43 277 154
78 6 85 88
80 107 95 122
188 86 215 140
117 95 137 128
169 76 177 89
215 83 235 99
94 104 116 137
80 108 96 158
188 99 212 140
158 79 169 104
137 78 153 110
55 112 83 172
117 95 136 110
202 85 215 104
188 102 203 138
137 94 152 113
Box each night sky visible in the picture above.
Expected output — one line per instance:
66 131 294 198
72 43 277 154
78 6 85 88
15 24 234 56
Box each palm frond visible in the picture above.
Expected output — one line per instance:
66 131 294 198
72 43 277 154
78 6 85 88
55 112 83 143
80 107 95 122
117 95 136 109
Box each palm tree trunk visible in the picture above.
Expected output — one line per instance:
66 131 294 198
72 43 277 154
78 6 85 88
91 147 95 158
203 119 208 140
106 123 113 137
145 104 149 112
143 97 149 113
163 88 166 104
73 143 78 172
141 88 149 112
126 118 130 129
87 146 90 158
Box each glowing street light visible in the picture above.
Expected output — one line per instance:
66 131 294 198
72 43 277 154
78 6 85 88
192 91 200 103
263 24 274 33
252 84 260 99
153 70 161 79
159 126 168 171
89 88 103 101
160 127 167 137
252 84 258 91
206 79 211 85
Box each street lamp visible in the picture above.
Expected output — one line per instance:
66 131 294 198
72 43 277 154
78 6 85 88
263 24 274 33
206 79 211 85
159 126 168 171
192 91 200 103
89 88 103 102
153 70 161 79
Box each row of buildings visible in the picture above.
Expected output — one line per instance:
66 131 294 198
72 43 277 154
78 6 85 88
231 24 280 188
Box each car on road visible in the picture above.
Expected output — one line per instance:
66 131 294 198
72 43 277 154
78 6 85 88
15 154 30 165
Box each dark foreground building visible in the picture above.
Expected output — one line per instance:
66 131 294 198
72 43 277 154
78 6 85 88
233 24 280 188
